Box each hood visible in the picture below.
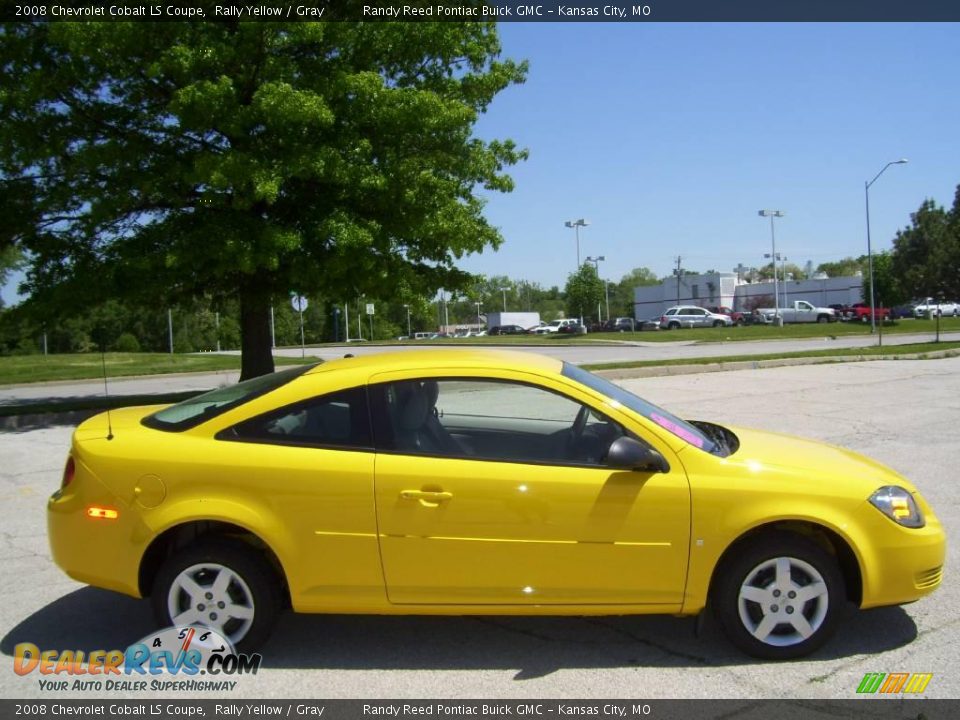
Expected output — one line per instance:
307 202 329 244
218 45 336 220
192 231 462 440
712 424 912 497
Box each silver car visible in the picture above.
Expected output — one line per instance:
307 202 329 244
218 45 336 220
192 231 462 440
659 305 734 330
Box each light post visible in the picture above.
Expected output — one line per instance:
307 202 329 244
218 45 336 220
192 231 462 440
865 159 908 334
500 287 509 312
475 300 483 332
565 218 589 269
586 255 605 322
403 303 412 338
781 255 788 306
758 210 785 326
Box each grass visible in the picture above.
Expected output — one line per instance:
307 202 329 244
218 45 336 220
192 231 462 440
0 352 314 386
581 341 960 371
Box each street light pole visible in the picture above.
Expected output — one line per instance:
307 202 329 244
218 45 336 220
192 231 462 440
758 210 785 326
500 287 509 312
403 304 411 338
475 300 483 332
565 218 589 269
865 159 908 334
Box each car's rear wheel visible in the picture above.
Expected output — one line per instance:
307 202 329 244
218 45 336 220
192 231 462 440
714 534 843 659
668 321 680 330
152 540 280 650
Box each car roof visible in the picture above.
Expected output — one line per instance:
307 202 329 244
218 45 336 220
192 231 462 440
305 348 562 378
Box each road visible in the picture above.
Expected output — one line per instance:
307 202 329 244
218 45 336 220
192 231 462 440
1 358 957 700
3 330 958 406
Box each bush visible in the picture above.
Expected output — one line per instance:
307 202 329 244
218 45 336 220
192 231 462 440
113 332 141 353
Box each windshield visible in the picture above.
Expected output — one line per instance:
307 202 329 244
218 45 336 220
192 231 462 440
143 363 316 432
562 362 718 455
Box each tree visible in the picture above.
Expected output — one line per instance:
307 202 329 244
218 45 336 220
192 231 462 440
564 264 604 322
0 246 22 309
890 188 960 301
609 266 659 318
1 22 527 378
864 251 906 309
815 257 865 278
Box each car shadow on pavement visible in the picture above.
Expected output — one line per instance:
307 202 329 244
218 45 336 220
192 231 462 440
1 588 919 679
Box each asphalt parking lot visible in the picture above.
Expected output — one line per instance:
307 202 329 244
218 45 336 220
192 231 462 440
1 358 957 700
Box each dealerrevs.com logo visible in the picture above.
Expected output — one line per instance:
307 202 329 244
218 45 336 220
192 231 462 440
856 672 934 695
13 626 261 692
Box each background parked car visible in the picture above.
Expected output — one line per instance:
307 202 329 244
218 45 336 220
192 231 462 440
557 321 588 334
659 306 734 330
914 298 960 317
488 325 527 336
637 316 661 331
533 318 579 334
706 306 745 326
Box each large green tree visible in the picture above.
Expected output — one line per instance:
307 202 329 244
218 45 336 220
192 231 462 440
1 22 526 378
891 190 960 301
564 263 604 323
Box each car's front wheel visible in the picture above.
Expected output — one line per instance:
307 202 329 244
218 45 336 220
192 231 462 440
714 534 843 659
152 540 281 650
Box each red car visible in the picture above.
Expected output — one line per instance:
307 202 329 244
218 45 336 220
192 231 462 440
707 306 745 326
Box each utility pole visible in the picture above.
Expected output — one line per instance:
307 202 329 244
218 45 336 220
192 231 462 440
673 256 683 305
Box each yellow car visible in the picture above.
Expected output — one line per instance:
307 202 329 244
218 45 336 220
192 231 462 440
48 349 945 659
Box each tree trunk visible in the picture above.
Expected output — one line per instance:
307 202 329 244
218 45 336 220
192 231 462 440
239 285 275 381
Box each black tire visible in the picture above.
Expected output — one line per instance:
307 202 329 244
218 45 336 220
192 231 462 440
668 321 680 330
713 320 724 328
713 533 843 660
817 315 829 324
152 539 281 651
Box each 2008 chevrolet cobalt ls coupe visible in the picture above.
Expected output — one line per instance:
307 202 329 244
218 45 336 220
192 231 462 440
48 350 945 658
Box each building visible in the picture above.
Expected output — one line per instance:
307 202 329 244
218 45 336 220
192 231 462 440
633 272 865 319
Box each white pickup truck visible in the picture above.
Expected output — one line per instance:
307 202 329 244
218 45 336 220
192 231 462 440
756 300 837 324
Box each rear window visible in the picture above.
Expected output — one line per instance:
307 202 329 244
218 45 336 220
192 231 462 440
142 363 317 432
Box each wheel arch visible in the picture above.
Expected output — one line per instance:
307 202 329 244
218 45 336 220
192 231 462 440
707 520 863 608
138 520 291 608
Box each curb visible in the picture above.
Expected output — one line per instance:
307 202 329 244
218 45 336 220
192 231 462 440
593 349 960 380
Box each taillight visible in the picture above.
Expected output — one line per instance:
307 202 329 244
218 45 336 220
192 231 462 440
61 456 75 489
660 316 667 323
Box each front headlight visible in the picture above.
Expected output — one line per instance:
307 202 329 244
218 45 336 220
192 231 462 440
869 486 925 528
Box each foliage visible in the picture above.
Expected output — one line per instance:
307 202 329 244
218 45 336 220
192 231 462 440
815 257 866 278
604 267 659 318
862 251 907 308
1 22 527 378
891 190 960 300
564 264 604 322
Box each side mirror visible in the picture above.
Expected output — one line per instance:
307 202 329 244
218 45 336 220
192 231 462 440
606 437 670 473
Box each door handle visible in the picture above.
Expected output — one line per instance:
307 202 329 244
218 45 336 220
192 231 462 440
400 490 453 507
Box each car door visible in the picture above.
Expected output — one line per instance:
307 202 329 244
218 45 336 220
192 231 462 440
370 372 690 609
686 308 706 327
214 386 381 610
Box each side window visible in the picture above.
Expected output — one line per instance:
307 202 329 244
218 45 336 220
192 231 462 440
373 378 629 466
224 387 371 449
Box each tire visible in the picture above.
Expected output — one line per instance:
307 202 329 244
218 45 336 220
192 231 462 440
713 320 724 328
668 321 680 330
713 533 843 660
817 315 829 324
152 539 281 651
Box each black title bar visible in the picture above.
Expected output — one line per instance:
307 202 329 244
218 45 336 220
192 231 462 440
4 1 960 23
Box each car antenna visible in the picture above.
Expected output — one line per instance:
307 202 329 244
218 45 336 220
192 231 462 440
100 344 114 441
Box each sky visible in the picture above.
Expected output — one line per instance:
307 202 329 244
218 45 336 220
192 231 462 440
461 22 960 289
4 21 959 305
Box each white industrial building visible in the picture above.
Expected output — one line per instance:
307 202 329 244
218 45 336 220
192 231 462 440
633 272 865 319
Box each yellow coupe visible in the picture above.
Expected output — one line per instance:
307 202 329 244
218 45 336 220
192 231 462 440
48 350 945 659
